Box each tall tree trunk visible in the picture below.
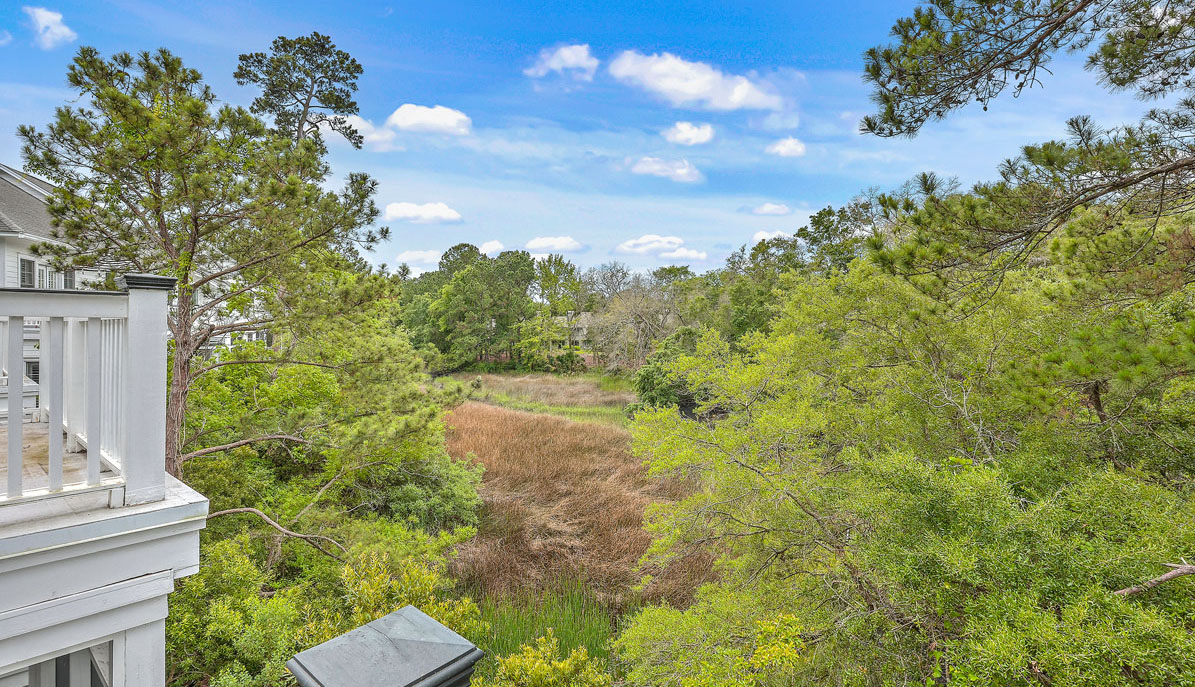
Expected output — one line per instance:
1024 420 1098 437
164 290 196 477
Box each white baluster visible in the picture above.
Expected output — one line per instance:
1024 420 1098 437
46 317 64 491
7 315 23 497
86 316 102 485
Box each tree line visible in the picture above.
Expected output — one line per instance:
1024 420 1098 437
397 202 866 376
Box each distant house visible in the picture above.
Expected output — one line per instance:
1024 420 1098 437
0 163 93 418
0 163 81 291
552 311 594 350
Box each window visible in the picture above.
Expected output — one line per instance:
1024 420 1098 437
37 266 47 289
64 269 75 289
25 362 38 383
18 258 33 289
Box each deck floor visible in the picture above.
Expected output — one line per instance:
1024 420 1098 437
0 422 114 494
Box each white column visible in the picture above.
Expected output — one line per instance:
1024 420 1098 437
118 275 174 506
118 620 164 687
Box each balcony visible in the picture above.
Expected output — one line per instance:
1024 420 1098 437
0 276 207 687
0 276 179 509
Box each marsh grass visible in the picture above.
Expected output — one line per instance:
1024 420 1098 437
454 372 635 426
446 402 713 608
473 390 629 426
445 374 712 679
470 577 623 680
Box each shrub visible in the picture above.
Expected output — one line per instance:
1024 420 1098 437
474 630 611 687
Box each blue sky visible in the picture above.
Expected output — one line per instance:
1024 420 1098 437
0 1 1161 272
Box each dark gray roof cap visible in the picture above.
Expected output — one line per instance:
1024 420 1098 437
286 606 483 687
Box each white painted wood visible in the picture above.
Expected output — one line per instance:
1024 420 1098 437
67 649 88 687
89 642 110 687
0 277 198 686
85 318 101 486
0 293 126 320
0 596 165 672
108 634 123 687
6 317 23 499
64 320 82 453
26 661 49 687
119 620 164 687
116 321 127 477
0 571 173 641
45 319 63 493
120 287 168 506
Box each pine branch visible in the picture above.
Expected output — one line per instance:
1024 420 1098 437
207 507 346 561
179 433 312 462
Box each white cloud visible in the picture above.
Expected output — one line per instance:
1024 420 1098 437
766 137 807 157
525 235 583 252
660 247 707 260
662 121 714 145
524 44 599 81
479 240 504 256
618 234 708 262
753 230 792 243
609 50 782 111
385 104 472 136
630 156 703 183
751 202 792 216
0 30 12 47
383 202 463 224
342 114 399 150
395 249 442 265
23 7 76 50
618 234 684 254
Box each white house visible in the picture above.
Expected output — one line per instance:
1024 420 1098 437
0 163 207 686
0 163 93 416
0 163 82 293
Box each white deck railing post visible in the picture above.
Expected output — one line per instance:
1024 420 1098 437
6 316 23 498
65 318 83 452
118 274 175 506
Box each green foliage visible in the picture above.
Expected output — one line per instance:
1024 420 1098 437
475 580 617 681
619 259 1195 686
629 327 700 414
474 630 612 687
617 587 804 687
168 531 484 687
18 45 388 475
234 31 364 146
424 251 538 369
167 537 302 687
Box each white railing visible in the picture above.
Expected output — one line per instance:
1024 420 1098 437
0 275 174 508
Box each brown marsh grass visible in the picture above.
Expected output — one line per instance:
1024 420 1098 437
461 372 636 408
445 401 712 610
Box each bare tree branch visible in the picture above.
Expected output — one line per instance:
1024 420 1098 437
208 507 347 561
1113 562 1195 596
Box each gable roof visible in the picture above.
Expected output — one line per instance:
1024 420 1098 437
0 162 59 241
